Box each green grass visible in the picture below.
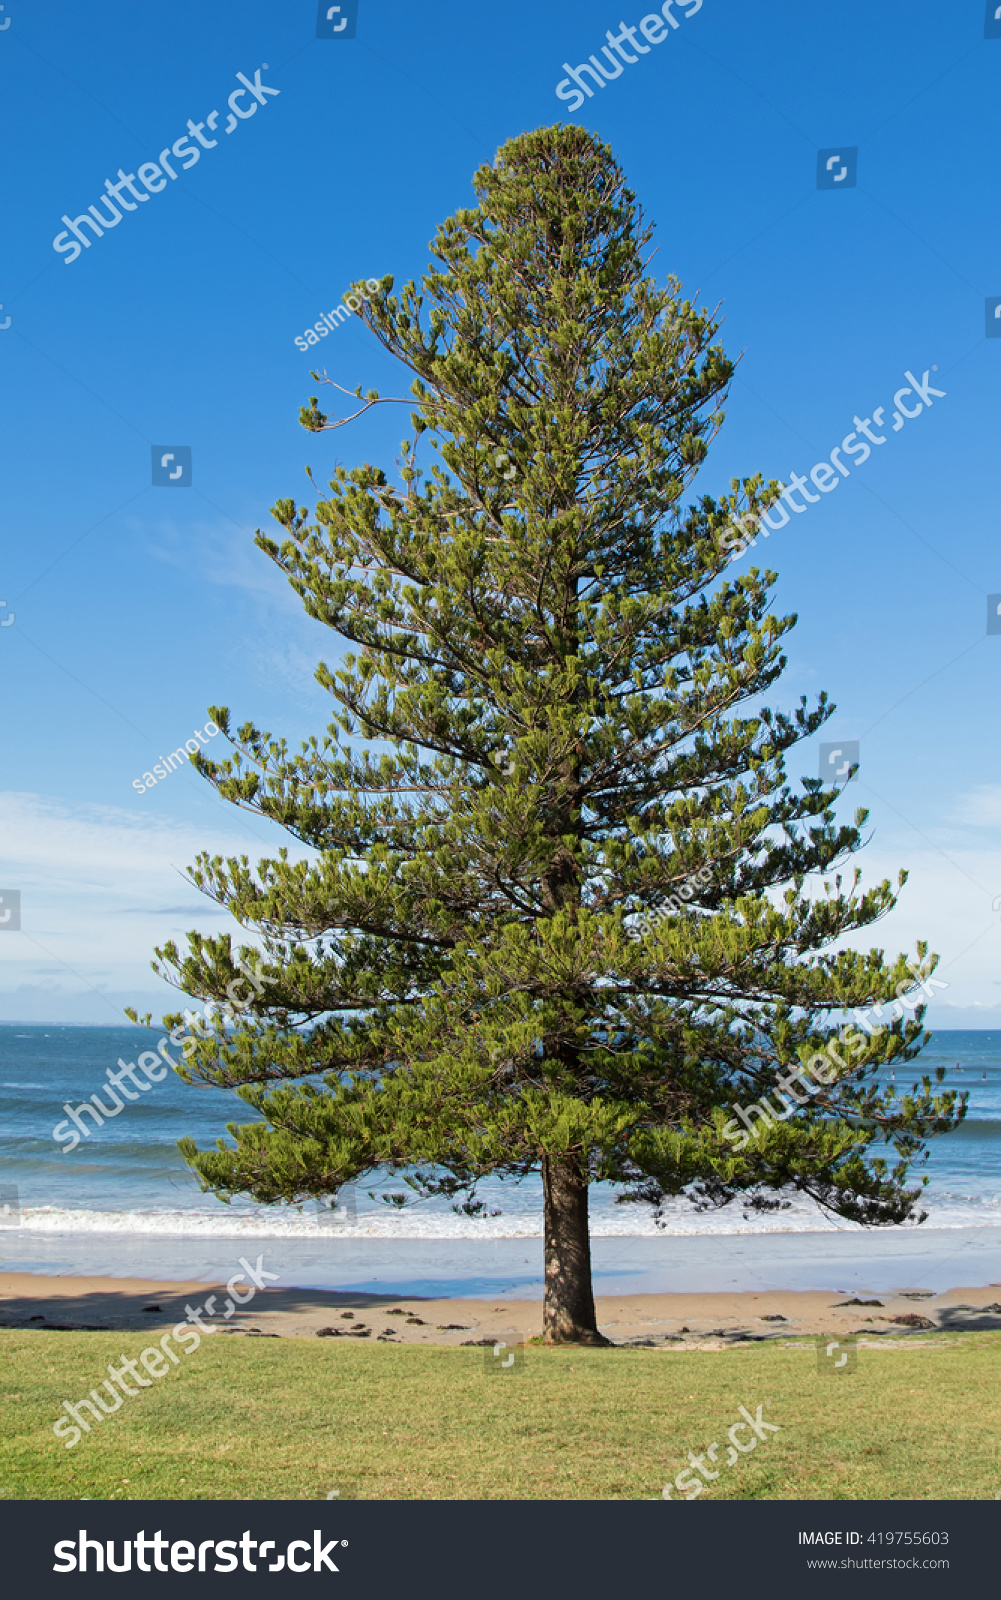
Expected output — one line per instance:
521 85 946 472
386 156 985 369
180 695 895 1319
2 1329 999 1500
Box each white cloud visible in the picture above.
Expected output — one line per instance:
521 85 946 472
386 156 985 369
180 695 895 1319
2 789 1000 1025
0 789 257 894
947 785 1001 828
134 510 299 605
805 831 1001 1016
0 791 286 1019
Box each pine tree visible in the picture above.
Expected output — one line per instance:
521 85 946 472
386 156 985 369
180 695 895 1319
156 125 965 1344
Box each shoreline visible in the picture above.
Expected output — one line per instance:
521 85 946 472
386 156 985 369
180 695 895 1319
2 1272 1001 1347
2 1224 999 1299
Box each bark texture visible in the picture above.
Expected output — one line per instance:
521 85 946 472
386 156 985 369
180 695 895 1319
542 1153 609 1344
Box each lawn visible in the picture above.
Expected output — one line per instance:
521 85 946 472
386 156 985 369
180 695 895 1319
2 1329 998 1500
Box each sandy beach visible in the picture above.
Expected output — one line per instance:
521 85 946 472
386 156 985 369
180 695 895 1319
3 1271 1001 1348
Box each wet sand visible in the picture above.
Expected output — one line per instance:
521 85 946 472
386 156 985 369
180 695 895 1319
5 1224 1001 1302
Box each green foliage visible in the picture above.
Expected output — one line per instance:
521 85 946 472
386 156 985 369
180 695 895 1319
157 124 964 1229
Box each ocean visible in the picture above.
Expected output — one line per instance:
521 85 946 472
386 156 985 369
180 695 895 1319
1 1024 999 1296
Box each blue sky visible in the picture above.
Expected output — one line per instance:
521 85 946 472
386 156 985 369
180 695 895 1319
1 0 999 1025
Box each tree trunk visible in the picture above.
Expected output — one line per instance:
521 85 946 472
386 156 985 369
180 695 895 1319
541 1153 609 1344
